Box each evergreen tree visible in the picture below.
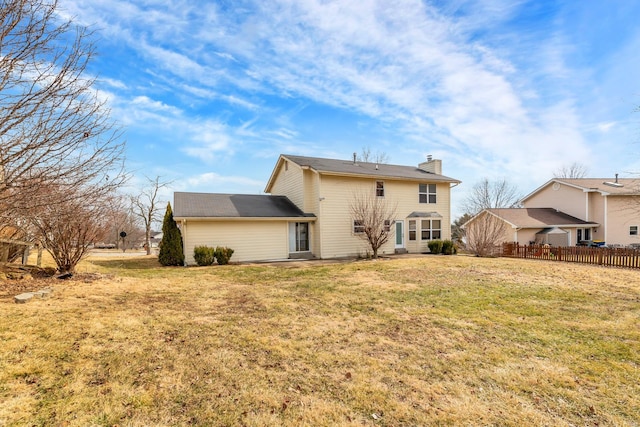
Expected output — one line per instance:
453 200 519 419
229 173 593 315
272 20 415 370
158 202 184 266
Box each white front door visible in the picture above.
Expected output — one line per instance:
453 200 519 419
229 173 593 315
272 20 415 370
395 220 404 249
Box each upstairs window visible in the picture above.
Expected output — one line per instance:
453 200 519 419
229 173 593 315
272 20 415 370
376 181 385 197
631 226 638 236
419 184 436 203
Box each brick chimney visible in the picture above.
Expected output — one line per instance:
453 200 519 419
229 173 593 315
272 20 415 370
418 155 442 175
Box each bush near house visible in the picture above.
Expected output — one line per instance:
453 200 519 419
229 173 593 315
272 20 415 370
193 246 216 266
215 246 234 265
427 239 443 254
441 239 457 255
158 203 184 266
427 239 456 255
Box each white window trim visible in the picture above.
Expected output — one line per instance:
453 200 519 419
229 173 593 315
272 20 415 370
353 219 365 234
376 180 385 197
408 220 417 241
419 183 437 204
420 219 442 240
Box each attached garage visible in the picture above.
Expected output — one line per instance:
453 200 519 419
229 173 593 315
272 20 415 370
173 192 315 264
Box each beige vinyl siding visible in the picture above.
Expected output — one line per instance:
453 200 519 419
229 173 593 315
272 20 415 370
405 219 420 254
316 175 453 258
464 212 513 246
303 169 322 255
182 220 288 264
588 193 606 242
317 176 374 258
524 183 587 220
524 182 640 246
605 197 640 246
269 160 304 209
516 229 540 245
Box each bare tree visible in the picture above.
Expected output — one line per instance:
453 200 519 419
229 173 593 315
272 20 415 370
464 210 508 257
130 176 170 255
349 190 397 258
0 0 126 226
29 185 113 273
104 196 145 250
357 146 390 164
461 178 520 256
451 213 472 246
554 162 589 179
461 178 521 215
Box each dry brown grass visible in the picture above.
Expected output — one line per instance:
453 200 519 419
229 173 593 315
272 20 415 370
1 254 639 426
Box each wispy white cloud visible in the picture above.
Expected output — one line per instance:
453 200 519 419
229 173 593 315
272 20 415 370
98 77 127 90
131 96 181 113
184 172 263 189
59 0 640 208
181 121 234 162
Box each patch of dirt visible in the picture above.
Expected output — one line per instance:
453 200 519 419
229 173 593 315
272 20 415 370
0 271 108 300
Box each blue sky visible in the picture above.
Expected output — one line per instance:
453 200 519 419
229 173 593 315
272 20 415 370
58 0 640 218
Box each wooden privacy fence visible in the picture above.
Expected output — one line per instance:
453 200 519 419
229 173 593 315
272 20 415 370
502 243 640 269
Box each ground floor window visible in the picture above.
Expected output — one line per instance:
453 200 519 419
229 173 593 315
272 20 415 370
408 220 416 241
421 219 441 240
577 228 591 242
630 226 638 236
289 222 309 252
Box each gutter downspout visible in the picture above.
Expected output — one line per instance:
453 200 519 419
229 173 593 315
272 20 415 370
181 219 187 266
585 192 589 221
603 196 608 244
316 170 323 259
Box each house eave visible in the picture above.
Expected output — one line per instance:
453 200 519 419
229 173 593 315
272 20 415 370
317 170 461 184
515 223 599 229
264 155 287 193
175 216 316 222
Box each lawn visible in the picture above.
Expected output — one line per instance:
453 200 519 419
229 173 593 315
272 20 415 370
1 254 639 426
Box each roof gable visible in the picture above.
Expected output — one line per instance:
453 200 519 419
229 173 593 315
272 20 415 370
522 178 640 202
173 192 314 219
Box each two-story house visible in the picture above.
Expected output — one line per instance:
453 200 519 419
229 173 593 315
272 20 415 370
521 177 640 246
463 176 640 248
173 154 460 264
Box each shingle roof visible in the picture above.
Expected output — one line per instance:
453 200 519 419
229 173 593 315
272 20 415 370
282 154 460 183
487 208 598 228
553 178 640 195
522 178 640 201
407 211 442 218
173 192 315 219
